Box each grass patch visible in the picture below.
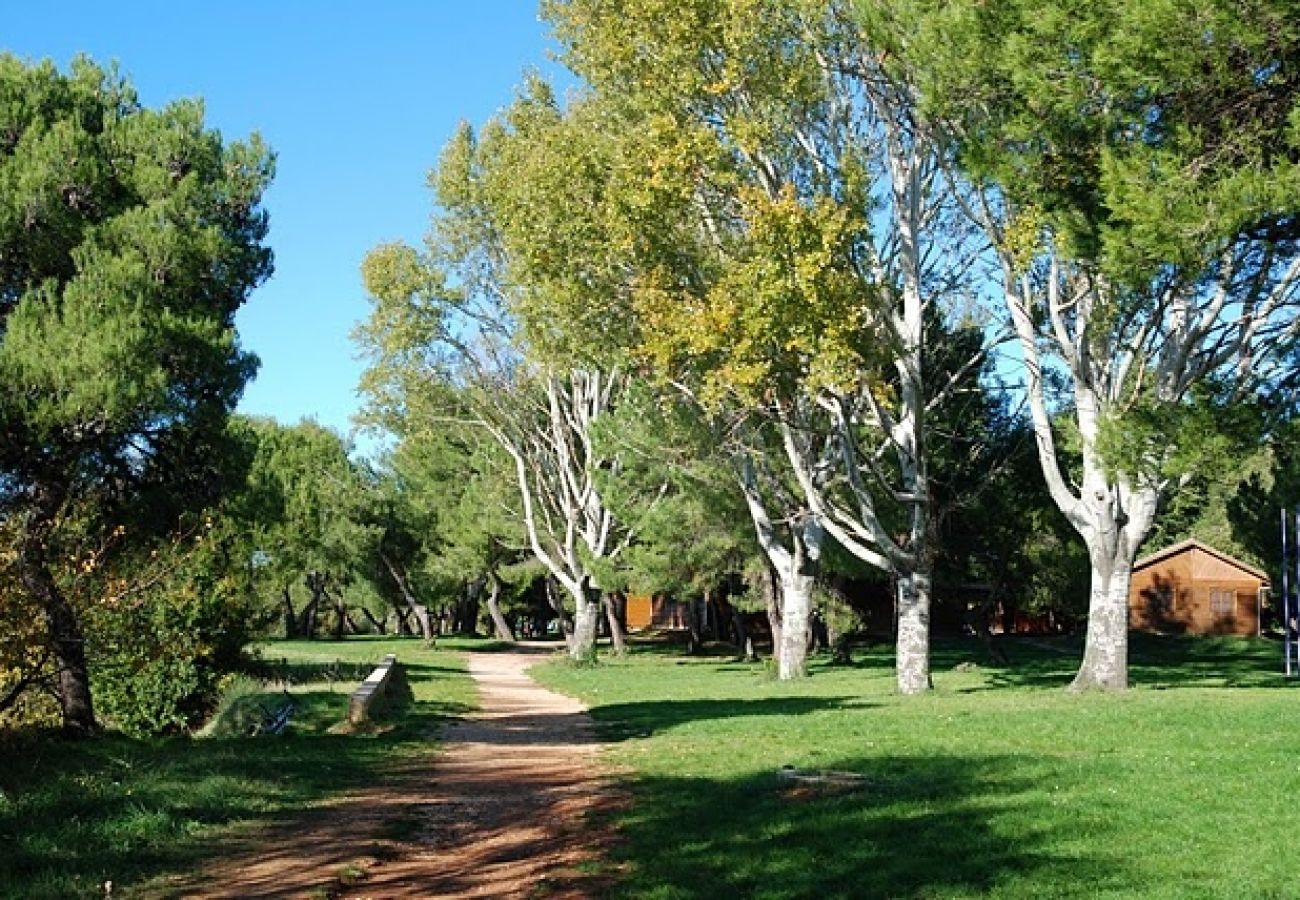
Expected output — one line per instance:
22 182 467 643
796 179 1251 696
536 633 1300 899
0 635 489 899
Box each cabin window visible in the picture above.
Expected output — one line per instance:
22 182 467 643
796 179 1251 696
1209 589 1235 616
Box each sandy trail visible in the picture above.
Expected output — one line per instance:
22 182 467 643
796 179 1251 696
159 648 622 899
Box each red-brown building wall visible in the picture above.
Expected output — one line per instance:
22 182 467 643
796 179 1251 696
1129 545 1263 636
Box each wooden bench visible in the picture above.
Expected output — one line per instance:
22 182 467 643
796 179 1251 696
348 654 400 725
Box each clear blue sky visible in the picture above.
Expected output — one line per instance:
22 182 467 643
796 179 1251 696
5 2 564 447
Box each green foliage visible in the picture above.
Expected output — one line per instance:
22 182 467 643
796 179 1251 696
589 385 756 598
486 5 895 404
898 0 1300 282
1094 383 1268 492
0 54 272 500
227 416 382 632
82 522 263 736
0 54 273 730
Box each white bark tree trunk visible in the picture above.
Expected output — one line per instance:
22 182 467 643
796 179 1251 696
1069 474 1158 691
777 567 816 679
570 587 601 663
1071 559 1133 691
895 567 933 694
737 455 824 680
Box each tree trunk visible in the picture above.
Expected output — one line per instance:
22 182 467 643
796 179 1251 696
381 552 431 640
570 586 600 662
485 570 516 642
281 587 298 639
732 612 756 661
736 455 823 677
545 577 573 643
684 594 704 655
331 589 347 641
602 592 627 655
777 568 816 679
1065 460 1157 691
302 572 326 638
18 530 96 736
359 606 387 634
895 568 933 695
761 564 783 659
709 594 727 641
809 609 829 653
461 577 484 636
1070 557 1134 691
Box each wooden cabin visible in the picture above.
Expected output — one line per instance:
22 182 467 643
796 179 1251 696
1129 539 1268 636
625 594 688 631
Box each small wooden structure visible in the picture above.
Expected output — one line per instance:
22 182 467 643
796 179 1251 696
1129 539 1269 636
625 594 688 631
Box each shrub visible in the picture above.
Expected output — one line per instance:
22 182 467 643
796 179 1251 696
83 524 266 736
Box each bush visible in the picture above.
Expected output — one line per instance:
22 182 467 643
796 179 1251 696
83 525 266 736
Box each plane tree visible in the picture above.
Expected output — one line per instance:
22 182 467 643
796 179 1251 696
891 0 1300 688
357 110 639 661
485 0 994 689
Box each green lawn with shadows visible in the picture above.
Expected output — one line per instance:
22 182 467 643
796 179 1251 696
0 635 486 899
536 634 1300 899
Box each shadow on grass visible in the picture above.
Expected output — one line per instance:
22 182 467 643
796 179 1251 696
609 753 1128 899
1126 634 1295 689
0 673 470 899
822 634 1297 693
623 634 749 659
589 696 870 743
248 657 465 687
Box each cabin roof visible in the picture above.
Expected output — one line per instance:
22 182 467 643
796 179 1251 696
1132 538 1269 583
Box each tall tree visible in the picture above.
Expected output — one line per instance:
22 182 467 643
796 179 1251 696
894 0 1300 687
0 56 273 732
357 168 634 661
232 418 378 640
503 0 992 688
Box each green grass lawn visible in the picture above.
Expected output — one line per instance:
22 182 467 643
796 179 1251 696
535 633 1300 900
0 635 483 900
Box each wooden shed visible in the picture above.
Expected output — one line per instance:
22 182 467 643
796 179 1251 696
625 594 687 631
1129 539 1269 636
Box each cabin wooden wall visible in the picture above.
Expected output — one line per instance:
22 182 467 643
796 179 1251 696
1129 547 1262 636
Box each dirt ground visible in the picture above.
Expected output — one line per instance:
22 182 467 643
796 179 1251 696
153 647 624 899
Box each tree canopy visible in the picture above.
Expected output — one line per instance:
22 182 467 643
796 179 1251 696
0 55 274 732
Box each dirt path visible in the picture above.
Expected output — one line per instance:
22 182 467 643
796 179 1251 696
158 649 623 899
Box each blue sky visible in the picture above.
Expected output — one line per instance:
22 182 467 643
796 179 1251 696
5 2 563 448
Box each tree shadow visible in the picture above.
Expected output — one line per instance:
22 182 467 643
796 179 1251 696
249 658 464 686
1125 633 1294 689
439 697 866 748
587 696 871 743
0 667 470 897
610 752 1130 898
931 632 1298 691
